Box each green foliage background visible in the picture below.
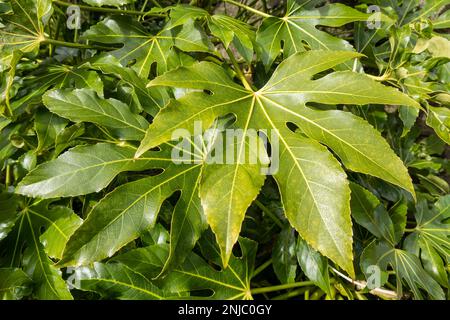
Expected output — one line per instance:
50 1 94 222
0 0 448 300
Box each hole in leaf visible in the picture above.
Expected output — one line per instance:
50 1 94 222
285 122 299 132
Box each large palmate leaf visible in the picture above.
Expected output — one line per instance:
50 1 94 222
57 148 205 268
360 0 450 26
256 1 375 69
0 202 75 299
82 16 211 78
111 238 257 299
135 50 419 276
70 239 256 299
361 240 445 300
404 196 450 287
58 117 264 275
0 0 52 70
353 184 446 299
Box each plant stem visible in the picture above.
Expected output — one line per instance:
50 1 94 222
273 287 309 300
73 27 79 44
225 47 254 91
252 259 272 278
330 267 398 299
254 199 284 228
223 0 271 18
5 164 11 187
251 281 314 294
42 38 112 51
138 0 150 21
150 0 162 8
53 0 165 16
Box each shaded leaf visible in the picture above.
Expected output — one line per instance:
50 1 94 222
72 262 167 300
0 202 73 299
0 268 32 299
272 227 297 284
296 236 332 297
113 238 257 299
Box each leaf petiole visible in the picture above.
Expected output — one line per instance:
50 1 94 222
254 199 284 228
5 164 11 187
251 281 315 294
53 0 166 17
42 38 112 51
223 0 271 18
252 258 273 278
225 47 255 91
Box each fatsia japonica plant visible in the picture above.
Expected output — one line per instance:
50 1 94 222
0 0 448 301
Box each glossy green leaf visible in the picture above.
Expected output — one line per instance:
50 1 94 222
0 51 21 117
199 133 267 267
54 123 85 157
0 0 448 301
43 88 149 140
0 0 52 70
16 143 164 198
169 5 255 62
59 121 237 271
58 158 204 268
349 182 397 244
361 240 445 300
0 187 19 241
296 236 332 297
83 54 169 116
113 238 257 299
82 16 211 78
0 268 32 300
39 208 82 260
34 110 68 152
6 64 104 118
0 202 73 299
404 195 449 287
72 262 167 300
256 2 374 69
272 227 297 284
137 50 418 276
427 106 450 144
